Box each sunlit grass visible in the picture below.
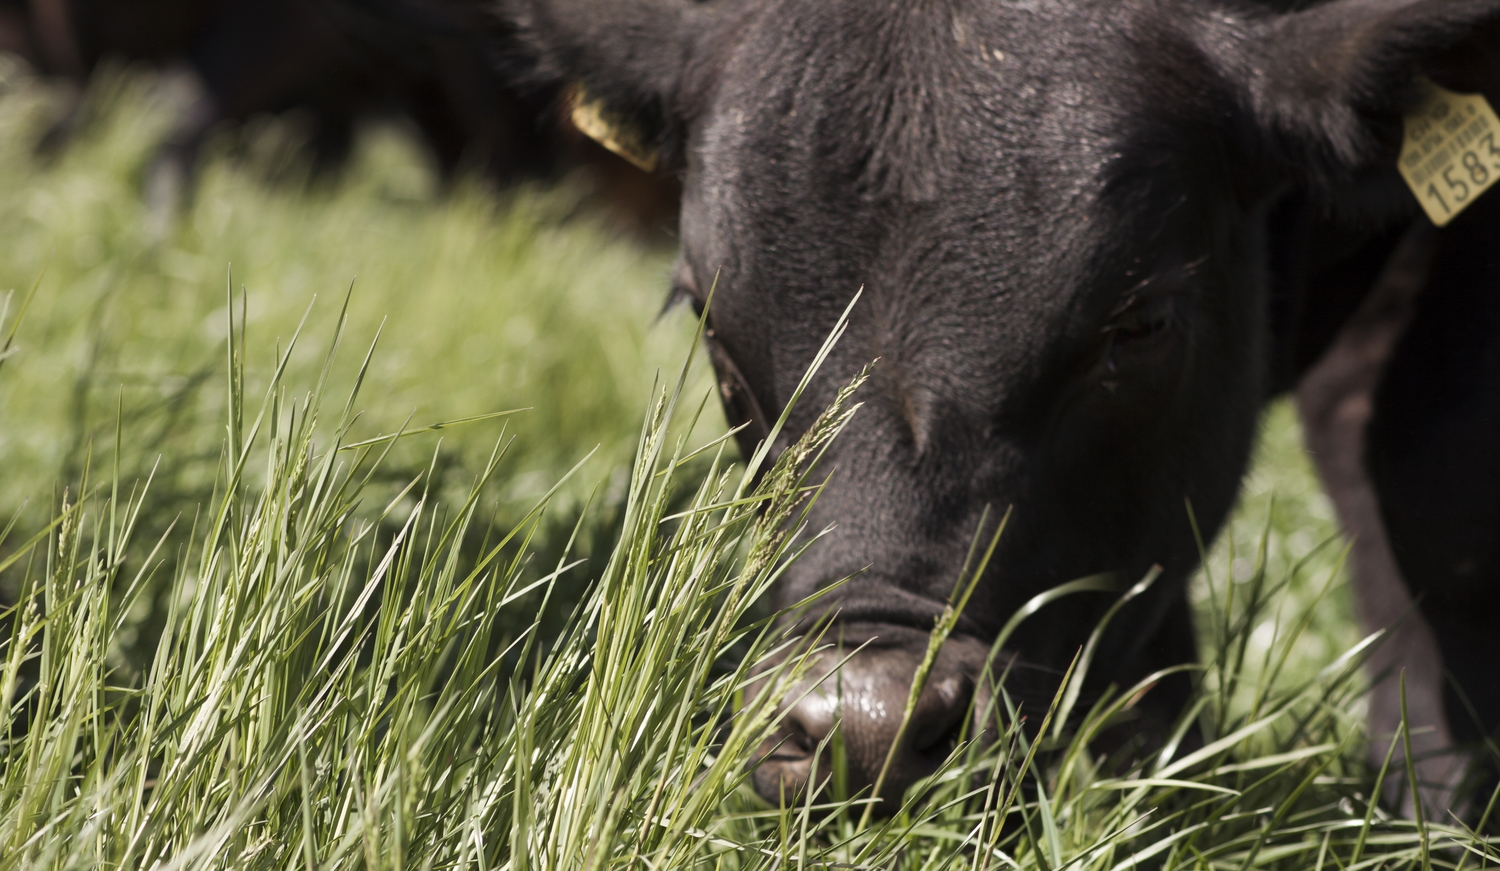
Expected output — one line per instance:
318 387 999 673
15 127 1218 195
2 273 1494 870
0 63 706 532
0 65 713 664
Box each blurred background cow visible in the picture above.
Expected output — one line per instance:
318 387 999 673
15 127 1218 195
0 0 679 233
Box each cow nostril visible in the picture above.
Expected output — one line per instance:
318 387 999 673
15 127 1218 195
909 690 973 762
766 721 818 762
767 691 837 763
912 717 966 760
908 674 975 760
751 687 842 805
789 724 819 757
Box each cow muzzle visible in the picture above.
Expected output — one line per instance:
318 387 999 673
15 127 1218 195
749 627 998 812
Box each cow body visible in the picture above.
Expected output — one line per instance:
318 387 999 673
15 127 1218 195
471 0 1500 813
1 0 679 231
6 0 531 174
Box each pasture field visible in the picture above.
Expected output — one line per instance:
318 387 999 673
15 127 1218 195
0 63 716 657
0 66 1478 869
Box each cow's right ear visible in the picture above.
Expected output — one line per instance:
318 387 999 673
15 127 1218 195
507 0 733 172
1206 0 1500 183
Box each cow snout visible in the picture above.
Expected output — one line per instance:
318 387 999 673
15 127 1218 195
750 627 995 812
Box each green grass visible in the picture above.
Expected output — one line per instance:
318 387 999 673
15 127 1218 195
0 62 709 526
1 64 1489 868
0 64 715 659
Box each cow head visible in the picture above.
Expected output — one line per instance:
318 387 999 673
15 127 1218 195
507 0 1500 807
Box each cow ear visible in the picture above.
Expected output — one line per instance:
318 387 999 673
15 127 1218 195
509 0 729 172
1214 0 1500 179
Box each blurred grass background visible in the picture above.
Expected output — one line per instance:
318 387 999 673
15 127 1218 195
0 62 1359 698
0 62 716 663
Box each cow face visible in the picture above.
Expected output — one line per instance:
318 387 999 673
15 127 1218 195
510 0 1500 806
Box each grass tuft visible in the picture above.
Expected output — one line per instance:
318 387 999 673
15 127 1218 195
3 285 1498 869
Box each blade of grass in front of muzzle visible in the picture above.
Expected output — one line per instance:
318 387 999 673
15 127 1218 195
986 573 1119 672
858 505 1010 830
1048 661 1204 792
951 570 1124 830
966 711 1024 871
736 287 863 493
1051 564 1162 743
524 294 865 865
677 370 876 859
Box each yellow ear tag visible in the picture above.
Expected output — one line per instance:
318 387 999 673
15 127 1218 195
1399 80 1500 226
569 88 659 173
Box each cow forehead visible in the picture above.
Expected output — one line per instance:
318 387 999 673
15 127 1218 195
704 0 1145 193
683 0 1204 365
691 0 1197 260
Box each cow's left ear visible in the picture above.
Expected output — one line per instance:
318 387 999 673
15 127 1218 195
1206 0 1500 180
506 0 737 172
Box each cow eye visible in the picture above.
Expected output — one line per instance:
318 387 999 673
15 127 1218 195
1106 296 1176 346
667 280 704 316
667 257 705 316
704 330 771 446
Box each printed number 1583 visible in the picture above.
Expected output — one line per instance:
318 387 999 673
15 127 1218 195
1426 133 1500 216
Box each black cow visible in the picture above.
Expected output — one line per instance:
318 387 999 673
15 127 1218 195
1 0 679 232
455 0 1500 815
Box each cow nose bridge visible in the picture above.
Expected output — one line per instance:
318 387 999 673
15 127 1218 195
880 367 993 460
751 631 994 812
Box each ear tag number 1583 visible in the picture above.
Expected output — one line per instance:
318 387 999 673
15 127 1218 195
1400 80 1500 227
